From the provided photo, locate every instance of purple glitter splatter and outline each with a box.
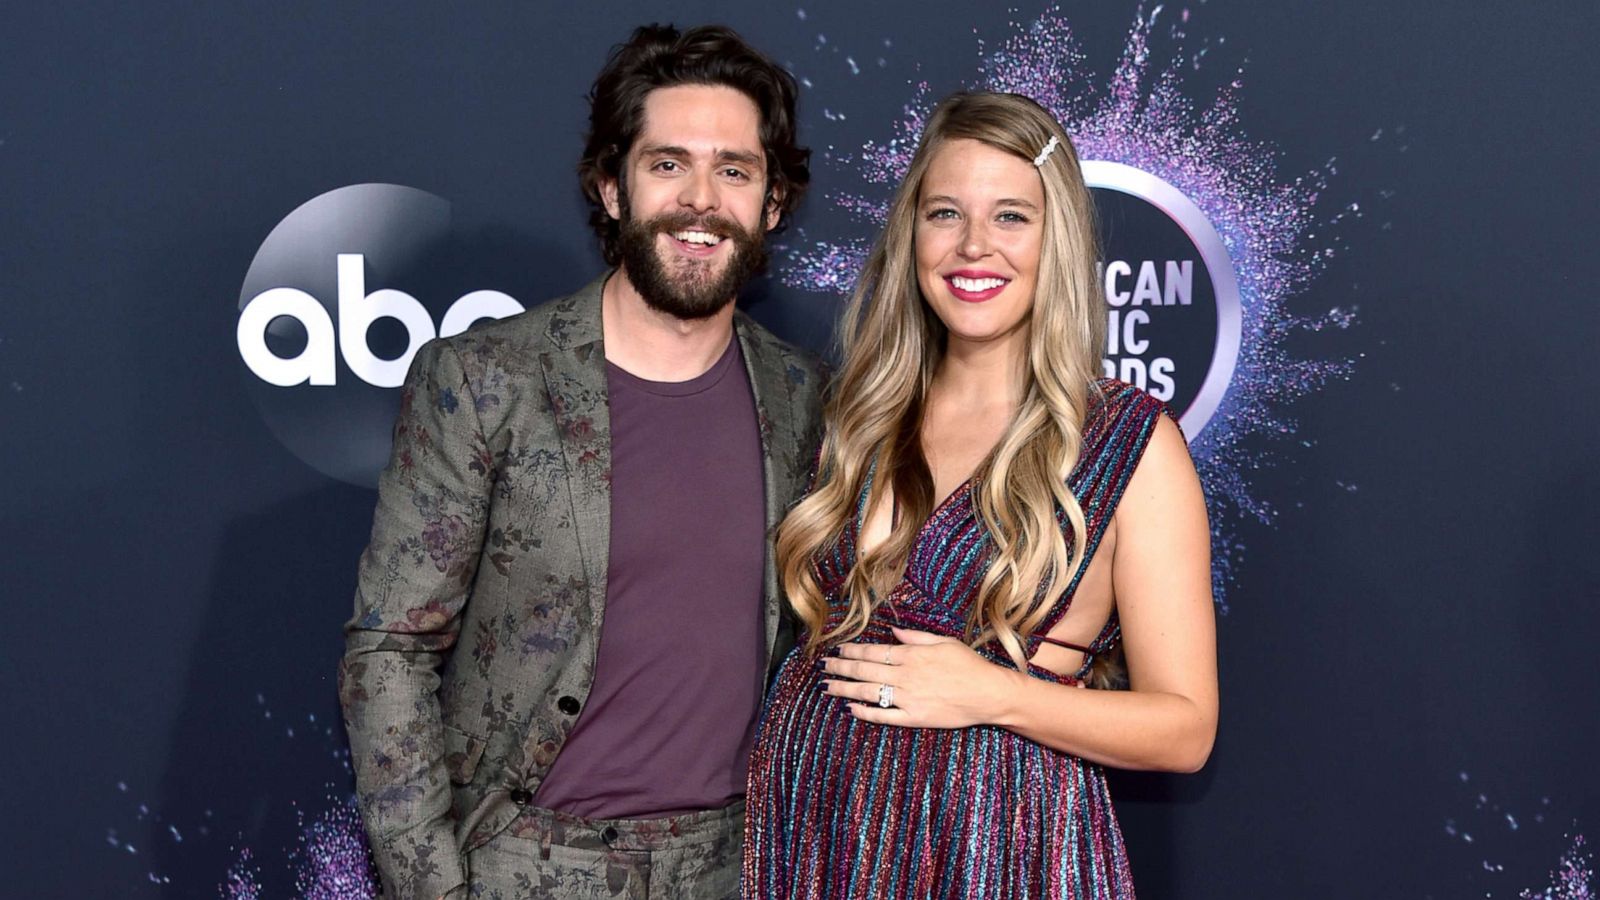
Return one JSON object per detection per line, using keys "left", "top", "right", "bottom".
{"left": 1522, "top": 835, "right": 1594, "bottom": 900}
{"left": 783, "top": 5, "right": 1366, "bottom": 607}
{"left": 779, "top": 236, "right": 871, "bottom": 296}
{"left": 289, "top": 796, "right": 380, "bottom": 900}
{"left": 1449, "top": 771, "right": 1592, "bottom": 898}
{"left": 220, "top": 849, "right": 263, "bottom": 900}
{"left": 212, "top": 791, "right": 378, "bottom": 899}
{"left": 107, "top": 692, "right": 379, "bottom": 897}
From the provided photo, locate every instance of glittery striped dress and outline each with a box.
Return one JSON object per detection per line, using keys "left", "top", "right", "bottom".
{"left": 745, "top": 380, "right": 1170, "bottom": 900}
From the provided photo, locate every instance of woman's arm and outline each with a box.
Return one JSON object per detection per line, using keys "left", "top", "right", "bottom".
{"left": 822, "top": 415, "right": 1218, "bottom": 773}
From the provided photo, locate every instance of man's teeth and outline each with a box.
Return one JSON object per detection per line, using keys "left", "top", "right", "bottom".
{"left": 672, "top": 230, "right": 724, "bottom": 247}
{"left": 950, "top": 276, "right": 1007, "bottom": 292}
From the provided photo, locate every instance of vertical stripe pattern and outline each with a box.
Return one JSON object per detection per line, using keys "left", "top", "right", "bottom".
{"left": 745, "top": 380, "right": 1171, "bottom": 899}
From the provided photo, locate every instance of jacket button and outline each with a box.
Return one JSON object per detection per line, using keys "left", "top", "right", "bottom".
{"left": 557, "top": 696, "right": 581, "bottom": 716}
{"left": 601, "top": 825, "right": 620, "bottom": 844}
{"left": 508, "top": 788, "right": 533, "bottom": 805}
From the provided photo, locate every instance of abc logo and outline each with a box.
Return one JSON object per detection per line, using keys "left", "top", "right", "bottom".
{"left": 238, "top": 254, "right": 520, "bottom": 388}
{"left": 235, "top": 184, "right": 525, "bottom": 487}
{"left": 1084, "top": 161, "right": 1241, "bottom": 438}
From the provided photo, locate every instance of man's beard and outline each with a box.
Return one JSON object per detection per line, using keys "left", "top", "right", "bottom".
{"left": 616, "top": 194, "right": 769, "bottom": 321}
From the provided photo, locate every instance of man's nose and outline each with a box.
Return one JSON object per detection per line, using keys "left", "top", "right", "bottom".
{"left": 677, "top": 168, "right": 719, "bottom": 214}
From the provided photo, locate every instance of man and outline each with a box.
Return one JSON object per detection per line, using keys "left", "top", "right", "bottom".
{"left": 338, "top": 24, "right": 825, "bottom": 899}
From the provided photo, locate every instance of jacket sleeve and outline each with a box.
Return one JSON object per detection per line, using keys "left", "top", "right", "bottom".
{"left": 338, "top": 339, "right": 493, "bottom": 899}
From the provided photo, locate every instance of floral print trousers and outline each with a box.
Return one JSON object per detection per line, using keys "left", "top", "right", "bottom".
{"left": 465, "top": 800, "right": 743, "bottom": 900}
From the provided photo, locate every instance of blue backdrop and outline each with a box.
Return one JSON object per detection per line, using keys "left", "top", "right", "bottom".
{"left": 3, "top": 1, "right": 1596, "bottom": 896}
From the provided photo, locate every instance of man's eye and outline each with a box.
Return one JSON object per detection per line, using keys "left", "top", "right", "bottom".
{"left": 654, "top": 161, "right": 680, "bottom": 172}
{"left": 723, "top": 168, "right": 750, "bottom": 180}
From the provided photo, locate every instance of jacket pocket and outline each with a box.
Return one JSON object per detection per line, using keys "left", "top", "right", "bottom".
{"left": 442, "top": 723, "right": 487, "bottom": 785}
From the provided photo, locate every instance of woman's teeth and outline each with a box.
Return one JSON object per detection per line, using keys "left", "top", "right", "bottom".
{"left": 950, "top": 276, "right": 1006, "bottom": 291}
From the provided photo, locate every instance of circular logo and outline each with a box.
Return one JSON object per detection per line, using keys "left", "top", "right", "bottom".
{"left": 1083, "top": 161, "right": 1241, "bottom": 437}
{"left": 236, "top": 183, "right": 525, "bottom": 488}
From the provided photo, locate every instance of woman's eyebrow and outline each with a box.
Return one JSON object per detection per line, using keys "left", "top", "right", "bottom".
{"left": 920, "top": 194, "right": 1040, "bottom": 212}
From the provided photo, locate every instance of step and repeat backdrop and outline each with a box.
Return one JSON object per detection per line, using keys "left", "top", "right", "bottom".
{"left": 3, "top": 1, "right": 1596, "bottom": 896}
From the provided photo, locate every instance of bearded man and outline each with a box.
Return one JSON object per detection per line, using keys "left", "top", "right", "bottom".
{"left": 338, "top": 24, "right": 824, "bottom": 899}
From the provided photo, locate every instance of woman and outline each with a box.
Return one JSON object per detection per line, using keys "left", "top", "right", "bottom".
{"left": 744, "top": 92, "right": 1218, "bottom": 899}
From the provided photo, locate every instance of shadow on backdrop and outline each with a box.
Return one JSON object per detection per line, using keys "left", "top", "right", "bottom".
{"left": 1111, "top": 751, "right": 1219, "bottom": 897}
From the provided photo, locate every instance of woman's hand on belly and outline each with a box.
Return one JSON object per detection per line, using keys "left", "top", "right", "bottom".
{"left": 819, "top": 626, "right": 1038, "bottom": 729}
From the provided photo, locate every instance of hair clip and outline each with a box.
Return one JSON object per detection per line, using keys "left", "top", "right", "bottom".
{"left": 1033, "top": 135, "right": 1060, "bottom": 168}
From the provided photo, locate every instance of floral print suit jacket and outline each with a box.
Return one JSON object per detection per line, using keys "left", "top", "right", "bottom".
{"left": 337, "top": 274, "right": 827, "bottom": 899}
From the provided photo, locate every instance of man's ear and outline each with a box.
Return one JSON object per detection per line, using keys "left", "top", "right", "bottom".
{"left": 765, "top": 187, "right": 784, "bottom": 232}
{"left": 601, "top": 173, "right": 622, "bottom": 221}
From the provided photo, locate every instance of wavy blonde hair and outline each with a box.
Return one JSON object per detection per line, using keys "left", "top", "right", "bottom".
{"left": 775, "top": 92, "right": 1107, "bottom": 671}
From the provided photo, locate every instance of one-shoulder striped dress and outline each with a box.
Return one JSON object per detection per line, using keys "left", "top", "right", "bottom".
{"left": 744, "top": 380, "right": 1171, "bottom": 900}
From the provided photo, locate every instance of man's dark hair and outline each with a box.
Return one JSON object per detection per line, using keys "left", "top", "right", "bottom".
{"left": 579, "top": 24, "right": 811, "bottom": 265}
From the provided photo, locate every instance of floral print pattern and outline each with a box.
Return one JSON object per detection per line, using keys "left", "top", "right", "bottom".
{"left": 338, "top": 275, "right": 825, "bottom": 899}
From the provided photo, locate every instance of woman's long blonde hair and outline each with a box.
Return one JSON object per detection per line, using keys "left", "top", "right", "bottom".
{"left": 775, "top": 92, "right": 1107, "bottom": 670}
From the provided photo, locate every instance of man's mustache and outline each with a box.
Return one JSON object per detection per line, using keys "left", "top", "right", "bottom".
{"left": 646, "top": 211, "right": 747, "bottom": 239}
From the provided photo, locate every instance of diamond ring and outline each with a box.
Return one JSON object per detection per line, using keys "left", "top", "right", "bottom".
{"left": 877, "top": 684, "right": 895, "bottom": 709}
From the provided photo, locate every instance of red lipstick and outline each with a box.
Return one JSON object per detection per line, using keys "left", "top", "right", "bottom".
{"left": 943, "top": 269, "right": 1011, "bottom": 303}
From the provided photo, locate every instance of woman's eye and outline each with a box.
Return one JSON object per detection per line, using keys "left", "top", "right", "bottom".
{"left": 926, "top": 208, "right": 958, "bottom": 221}
{"left": 998, "top": 211, "right": 1030, "bottom": 224}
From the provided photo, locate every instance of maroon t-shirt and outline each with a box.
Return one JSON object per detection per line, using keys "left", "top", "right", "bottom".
{"left": 533, "top": 337, "right": 767, "bottom": 818}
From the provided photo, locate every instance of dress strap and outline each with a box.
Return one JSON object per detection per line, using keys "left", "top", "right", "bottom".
{"left": 1030, "top": 381, "right": 1175, "bottom": 640}
{"left": 1033, "top": 632, "right": 1093, "bottom": 654}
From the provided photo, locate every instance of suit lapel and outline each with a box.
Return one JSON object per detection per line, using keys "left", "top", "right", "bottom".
{"left": 538, "top": 277, "right": 613, "bottom": 628}
{"left": 735, "top": 314, "right": 800, "bottom": 672}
